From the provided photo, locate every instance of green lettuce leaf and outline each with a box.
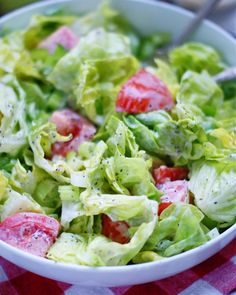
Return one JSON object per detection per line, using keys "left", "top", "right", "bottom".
{"left": 30, "top": 46, "right": 67, "bottom": 77}
{"left": 174, "top": 96, "right": 236, "bottom": 162}
{"left": 14, "top": 51, "right": 42, "bottom": 80}
{"left": 208, "top": 128, "right": 236, "bottom": 150}
{"left": 71, "top": 140, "right": 109, "bottom": 192}
{"left": 105, "top": 116, "right": 139, "bottom": 157}
{"left": 68, "top": 215, "right": 96, "bottom": 235}
{"left": 214, "top": 97, "right": 236, "bottom": 133}
{"left": 0, "top": 75, "right": 28, "bottom": 155}
{"left": 59, "top": 185, "right": 82, "bottom": 229}
{"left": 0, "top": 32, "right": 24, "bottom": 75}
{"left": 103, "top": 153, "right": 160, "bottom": 200}
{"left": 24, "top": 14, "right": 75, "bottom": 49}
{"left": 9, "top": 160, "right": 35, "bottom": 194}
{"left": 0, "top": 172, "right": 8, "bottom": 202}
{"left": 0, "top": 155, "right": 17, "bottom": 174}
{"left": 20, "top": 80, "right": 66, "bottom": 116}
{"left": 132, "top": 251, "right": 165, "bottom": 263}
{"left": 0, "top": 188, "right": 42, "bottom": 221}
{"left": 49, "top": 29, "right": 139, "bottom": 124}
{"left": 8, "top": 160, "right": 61, "bottom": 213}
{"left": 170, "top": 42, "right": 225, "bottom": 79}
{"left": 49, "top": 28, "right": 138, "bottom": 91}
{"left": 147, "top": 59, "right": 179, "bottom": 98}
{"left": 144, "top": 203, "right": 216, "bottom": 256}
{"left": 220, "top": 80, "right": 236, "bottom": 100}
{"left": 177, "top": 71, "right": 223, "bottom": 116}
{"left": 138, "top": 32, "right": 170, "bottom": 61}
{"left": 72, "top": 117, "right": 160, "bottom": 199}
{"left": 47, "top": 192, "right": 158, "bottom": 266}
{"left": 124, "top": 111, "right": 198, "bottom": 165}
{"left": 189, "top": 160, "right": 236, "bottom": 225}
{"left": 29, "top": 123, "right": 73, "bottom": 183}
{"left": 71, "top": 0, "right": 141, "bottom": 55}
{"left": 0, "top": 31, "right": 45, "bottom": 82}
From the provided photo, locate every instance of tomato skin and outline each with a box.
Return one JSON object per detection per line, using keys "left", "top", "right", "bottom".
{"left": 116, "top": 69, "right": 174, "bottom": 114}
{"left": 50, "top": 109, "right": 96, "bottom": 157}
{"left": 158, "top": 202, "right": 172, "bottom": 216}
{"left": 153, "top": 166, "right": 189, "bottom": 185}
{"left": 38, "top": 26, "right": 79, "bottom": 54}
{"left": 0, "top": 212, "right": 60, "bottom": 257}
{"left": 101, "top": 214, "right": 130, "bottom": 244}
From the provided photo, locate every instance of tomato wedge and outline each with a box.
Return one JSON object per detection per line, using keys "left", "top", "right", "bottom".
{"left": 101, "top": 214, "right": 130, "bottom": 244}
{"left": 38, "top": 26, "right": 79, "bottom": 54}
{"left": 0, "top": 212, "right": 60, "bottom": 257}
{"left": 116, "top": 69, "right": 174, "bottom": 114}
{"left": 158, "top": 180, "right": 189, "bottom": 203}
{"left": 158, "top": 202, "right": 172, "bottom": 216}
{"left": 50, "top": 109, "right": 96, "bottom": 157}
{"left": 153, "top": 166, "right": 189, "bottom": 185}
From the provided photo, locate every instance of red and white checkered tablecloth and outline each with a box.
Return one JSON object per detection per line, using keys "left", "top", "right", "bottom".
{"left": 0, "top": 238, "right": 235, "bottom": 295}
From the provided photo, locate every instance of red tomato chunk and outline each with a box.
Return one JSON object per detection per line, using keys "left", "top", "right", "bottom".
{"left": 101, "top": 214, "right": 130, "bottom": 244}
{"left": 153, "top": 165, "right": 189, "bottom": 185}
{"left": 38, "top": 26, "right": 79, "bottom": 54}
{"left": 0, "top": 212, "right": 60, "bottom": 257}
{"left": 116, "top": 69, "right": 174, "bottom": 114}
{"left": 50, "top": 109, "right": 96, "bottom": 157}
{"left": 158, "top": 202, "right": 172, "bottom": 216}
{"left": 158, "top": 180, "right": 189, "bottom": 203}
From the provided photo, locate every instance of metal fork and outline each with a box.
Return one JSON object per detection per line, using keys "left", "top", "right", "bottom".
{"left": 157, "top": 0, "right": 223, "bottom": 57}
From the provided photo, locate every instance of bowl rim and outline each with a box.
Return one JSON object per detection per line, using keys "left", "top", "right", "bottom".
{"left": 0, "top": 223, "right": 235, "bottom": 272}
{"left": 0, "top": 0, "right": 235, "bottom": 273}
{"left": 0, "top": 0, "right": 236, "bottom": 48}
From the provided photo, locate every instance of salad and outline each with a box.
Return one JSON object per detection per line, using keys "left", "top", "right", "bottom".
{"left": 0, "top": 2, "right": 235, "bottom": 267}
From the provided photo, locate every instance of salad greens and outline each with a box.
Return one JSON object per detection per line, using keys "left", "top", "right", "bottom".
{"left": 169, "top": 42, "right": 225, "bottom": 79}
{"left": 143, "top": 203, "right": 212, "bottom": 257}
{"left": 189, "top": 160, "right": 236, "bottom": 226}
{"left": 49, "top": 28, "right": 139, "bottom": 124}
{"left": 0, "top": 1, "right": 235, "bottom": 267}
{"left": 48, "top": 191, "right": 158, "bottom": 266}
{"left": 0, "top": 75, "right": 28, "bottom": 155}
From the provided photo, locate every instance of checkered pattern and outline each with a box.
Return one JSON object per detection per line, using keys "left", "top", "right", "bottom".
{"left": 0, "top": 238, "right": 235, "bottom": 295}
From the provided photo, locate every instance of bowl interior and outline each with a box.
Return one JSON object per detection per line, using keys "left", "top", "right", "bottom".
{"left": 0, "top": 0, "right": 235, "bottom": 287}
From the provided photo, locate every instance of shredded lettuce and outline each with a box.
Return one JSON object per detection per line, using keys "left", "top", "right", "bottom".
{"left": 59, "top": 185, "right": 82, "bottom": 229}
{"left": 0, "top": 75, "right": 28, "bottom": 155}
{"left": 124, "top": 111, "right": 198, "bottom": 165}
{"left": 0, "top": 3, "right": 235, "bottom": 266}
{"left": 0, "top": 32, "right": 24, "bottom": 75}
{"left": 177, "top": 71, "right": 223, "bottom": 117}
{"left": 150, "top": 59, "right": 179, "bottom": 98}
{"left": 49, "top": 29, "right": 139, "bottom": 124}
{"left": 169, "top": 42, "right": 225, "bottom": 79}
{"left": 144, "top": 203, "right": 217, "bottom": 256}
{"left": 47, "top": 191, "right": 158, "bottom": 266}
{"left": 0, "top": 188, "right": 42, "bottom": 222}
{"left": 29, "top": 123, "right": 73, "bottom": 183}
{"left": 0, "top": 172, "right": 8, "bottom": 202}
{"left": 24, "top": 14, "right": 75, "bottom": 49}
{"left": 189, "top": 160, "right": 236, "bottom": 226}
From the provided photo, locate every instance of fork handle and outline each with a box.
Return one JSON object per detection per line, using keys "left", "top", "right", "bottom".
{"left": 213, "top": 67, "right": 236, "bottom": 83}
{"left": 172, "top": 0, "right": 222, "bottom": 47}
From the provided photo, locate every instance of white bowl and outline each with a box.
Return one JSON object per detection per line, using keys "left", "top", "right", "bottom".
{"left": 0, "top": 0, "right": 236, "bottom": 287}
